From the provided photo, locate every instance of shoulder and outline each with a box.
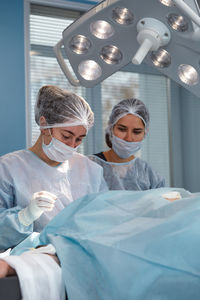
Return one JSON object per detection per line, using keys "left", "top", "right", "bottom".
{"left": 87, "top": 154, "right": 106, "bottom": 167}
{"left": 134, "top": 157, "right": 162, "bottom": 176}
{"left": 70, "top": 152, "right": 104, "bottom": 172}
{"left": 135, "top": 158, "right": 165, "bottom": 186}
{"left": 134, "top": 157, "right": 150, "bottom": 169}
{"left": 0, "top": 150, "right": 29, "bottom": 165}
{"left": 0, "top": 150, "right": 30, "bottom": 182}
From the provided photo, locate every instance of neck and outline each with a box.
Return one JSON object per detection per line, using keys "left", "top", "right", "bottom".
{"left": 103, "top": 149, "right": 135, "bottom": 163}
{"left": 29, "top": 135, "right": 60, "bottom": 167}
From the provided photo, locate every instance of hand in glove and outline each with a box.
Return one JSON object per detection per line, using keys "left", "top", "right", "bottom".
{"left": 18, "top": 191, "right": 57, "bottom": 226}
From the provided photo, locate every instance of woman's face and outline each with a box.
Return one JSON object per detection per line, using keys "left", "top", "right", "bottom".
{"left": 45, "top": 125, "right": 87, "bottom": 148}
{"left": 113, "top": 114, "right": 145, "bottom": 142}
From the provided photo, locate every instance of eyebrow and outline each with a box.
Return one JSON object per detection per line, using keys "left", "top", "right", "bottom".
{"left": 117, "top": 124, "right": 144, "bottom": 130}
{"left": 62, "top": 129, "right": 86, "bottom": 137}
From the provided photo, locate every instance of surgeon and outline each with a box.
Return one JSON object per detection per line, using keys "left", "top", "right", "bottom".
{"left": 0, "top": 85, "right": 107, "bottom": 250}
{"left": 89, "top": 98, "right": 165, "bottom": 190}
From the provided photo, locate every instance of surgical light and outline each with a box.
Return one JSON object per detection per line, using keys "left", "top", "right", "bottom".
{"left": 78, "top": 60, "right": 102, "bottom": 81}
{"left": 69, "top": 35, "right": 91, "bottom": 54}
{"left": 167, "top": 13, "right": 188, "bottom": 31}
{"left": 90, "top": 20, "right": 114, "bottom": 39}
{"left": 112, "top": 7, "right": 134, "bottom": 25}
{"left": 151, "top": 49, "right": 171, "bottom": 68}
{"left": 159, "top": 0, "right": 175, "bottom": 7}
{"left": 54, "top": 0, "right": 200, "bottom": 98}
{"left": 178, "top": 64, "right": 199, "bottom": 85}
{"left": 100, "top": 45, "right": 122, "bottom": 64}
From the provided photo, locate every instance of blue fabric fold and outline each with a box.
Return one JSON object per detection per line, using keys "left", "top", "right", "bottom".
{"left": 12, "top": 188, "right": 200, "bottom": 300}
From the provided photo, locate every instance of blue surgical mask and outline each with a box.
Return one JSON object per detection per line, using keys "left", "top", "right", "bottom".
{"left": 111, "top": 134, "right": 142, "bottom": 159}
{"left": 42, "top": 137, "right": 78, "bottom": 162}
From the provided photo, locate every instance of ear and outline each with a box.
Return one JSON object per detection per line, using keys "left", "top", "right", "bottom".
{"left": 40, "top": 116, "right": 51, "bottom": 136}
{"left": 39, "top": 116, "right": 47, "bottom": 127}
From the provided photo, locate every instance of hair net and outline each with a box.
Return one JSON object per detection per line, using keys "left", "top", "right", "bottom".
{"left": 105, "top": 98, "right": 150, "bottom": 148}
{"left": 35, "top": 85, "right": 94, "bottom": 131}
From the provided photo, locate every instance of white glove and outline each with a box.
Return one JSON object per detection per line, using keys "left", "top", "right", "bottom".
{"left": 18, "top": 191, "right": 57, "bottom": 226}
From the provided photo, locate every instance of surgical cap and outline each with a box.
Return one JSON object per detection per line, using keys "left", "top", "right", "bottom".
{"left": 107, "top": 98, "right": 150, "bottom": 131}
{"left": 105, "top": 98, "right": 150, "bottom": 148}
{"left": 35, "top": 85, "right": 94, "bottom": 131}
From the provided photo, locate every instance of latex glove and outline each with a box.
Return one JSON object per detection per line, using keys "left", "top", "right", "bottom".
{"left": 18, "top": 191, "right": 57, "bottom": 226}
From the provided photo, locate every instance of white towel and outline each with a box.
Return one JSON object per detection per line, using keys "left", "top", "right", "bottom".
{"left": 3, "top": 244, "right": 65, "bottom": 300}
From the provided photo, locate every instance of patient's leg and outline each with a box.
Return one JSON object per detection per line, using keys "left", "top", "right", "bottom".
{"left": 0, "top": 259, "right": 15, "bottom": 278}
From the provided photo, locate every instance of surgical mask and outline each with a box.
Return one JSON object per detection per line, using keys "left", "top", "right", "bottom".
{"left": 111, "top": 134, "right": 142, "bottom": 159}
{"left": 42, "top": 137, "right": 78, "bottom": 162}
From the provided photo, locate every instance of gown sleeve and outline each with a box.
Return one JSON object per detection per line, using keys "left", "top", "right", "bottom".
{"left": 0, "top": 165, "right": 33, "bottom": 251}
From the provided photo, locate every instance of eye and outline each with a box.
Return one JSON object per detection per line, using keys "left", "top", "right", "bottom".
{"left": 62, "top": 134, "right": 71, "bottom": 140}
{"left": 133, "top": 129, "right": 144, "bottom": 134}
{"left": 117, "top": 127, "right": 127, "bottom": 132}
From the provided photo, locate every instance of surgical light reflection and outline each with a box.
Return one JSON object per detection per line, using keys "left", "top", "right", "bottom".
{"left": 159, "top": 0, "right": 174, "bottom": 7}
{"left": 78, "top": 60, "right": 102, "bottom": 80}
{"left": 178, "top": 64, "right": 199, "bottom": 86}
{"left": 151, "top": 49, "right": 171, "bottom": 68}
{"left": 100, "top": 45, "right": 122, "bottom": 64}
{"left": 69, "top": 35, "right": 91, "bottom": 54}
{"left": 90, "top": 20, "right": 114, "bottom": 39}
{"left": 167, "top": 14, "right": 188, "bottom": 31}
{"left": 112, "top": 7, "right": 134, "bottom": 25}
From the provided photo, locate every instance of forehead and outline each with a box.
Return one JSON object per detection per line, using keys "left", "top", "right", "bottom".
{"left": 54, "top": 125, "right": 87, "bottom": 136}
{"left": 116, "top": 114, "right": 145, "bottom": 128}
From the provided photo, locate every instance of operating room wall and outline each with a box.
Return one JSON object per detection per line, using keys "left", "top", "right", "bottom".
{"left": 0, "top": 0, "right": 26, "bottom": 156}
{"left": 180, "top": 88, "right": 200, "bottom": 193}
{"left": 169, "top": 84, "right": 200, "bottom": 193}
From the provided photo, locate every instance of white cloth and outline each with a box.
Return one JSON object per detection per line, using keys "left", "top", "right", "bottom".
{"left": 3, "top": 244, "right": 65, "bottom": 300}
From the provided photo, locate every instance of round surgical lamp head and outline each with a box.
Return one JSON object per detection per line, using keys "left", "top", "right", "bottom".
{"left": 159, "top": 0, "right": 174, "bottom": 7}
{"left": 100, "top": 45, "right": 122, "bottom": 64}
{"left": 178, "top": 64, "right": 199, "bottom": 86}
{"left": 112, "top": 7, "right": 134, "bottom": 25}
{"left": 167, "top": 14, "right": 188, "bottom": 31}
{"left": 151, "top": 49, "right": 171, "bottom": 68}
{"left": 90, "top": 20, "right": 114, "bottom": 39}
{"left": 69, "top": 35, "right": 91, "bottom": 54}
{"left": 78, "top": 60, "right": 102, "bottom": 81}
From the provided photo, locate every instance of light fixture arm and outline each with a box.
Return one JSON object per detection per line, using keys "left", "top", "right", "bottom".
{"left": 132, "top": 18, "right": 171, "bottom": 65}
{"left": 54, "top": 39, "right": 80, "bottom": 87}
{"left": 173, "top": 0, "right": 200, "bottom": 27}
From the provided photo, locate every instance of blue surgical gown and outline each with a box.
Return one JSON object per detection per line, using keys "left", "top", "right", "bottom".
{"left": 89, "top": 154, "right": 165, "bottom": 190}
{"left": 12, "top": 187, "right": 200, "bottom": 300}
{"left": 0, "top": 150, "right": 107, "bottom": 250}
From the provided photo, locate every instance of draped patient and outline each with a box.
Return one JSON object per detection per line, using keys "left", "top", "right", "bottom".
{"left": 0, "top": 187, "right": 199, "bottom": 300}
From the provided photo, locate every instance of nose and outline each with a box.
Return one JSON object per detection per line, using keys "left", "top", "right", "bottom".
{"left": 124, "top": 131, "right": 133, "bottom": 142}
{"left": 65, "top": 138, "right": 77, "bottom": 148}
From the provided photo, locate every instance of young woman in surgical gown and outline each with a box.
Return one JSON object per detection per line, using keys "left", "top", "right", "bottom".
{"left": 0, "top": 85, "right": 107, "bottom": 251}
{"left": 89, "top": 98, "right": 165, "bottom": 190}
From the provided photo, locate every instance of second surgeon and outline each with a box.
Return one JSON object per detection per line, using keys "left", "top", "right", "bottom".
{"left": 89, "top": 98, "right": 165, "bottom": 190}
